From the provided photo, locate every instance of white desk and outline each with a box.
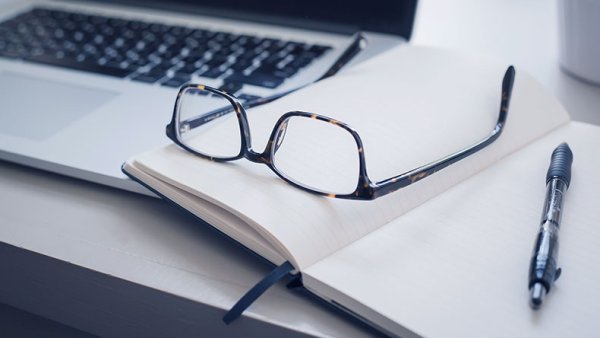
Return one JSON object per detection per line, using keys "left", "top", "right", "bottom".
{"left": 1, "top": 1, "right": 599, "bottom": 337}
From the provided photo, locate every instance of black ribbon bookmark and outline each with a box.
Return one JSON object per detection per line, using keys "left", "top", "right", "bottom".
{"left": 223, "top": 261, "right": 295, "bottom": 324}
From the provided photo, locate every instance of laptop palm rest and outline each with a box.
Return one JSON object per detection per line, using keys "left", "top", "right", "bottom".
{"left": 0, "top": 72, "right": 117, "bottom": 140}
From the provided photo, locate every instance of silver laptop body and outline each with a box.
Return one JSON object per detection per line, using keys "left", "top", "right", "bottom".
{"left": 0, "top": 0, "right": 417, "bottom": 195}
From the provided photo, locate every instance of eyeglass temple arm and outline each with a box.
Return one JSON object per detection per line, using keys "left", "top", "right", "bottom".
{"left": 317, "top": 32, "right": 367, "bottom": 82}
{"left": 178, "top": 33, "right": 368, "bottom": 130}
{"left": 371, "top": 66, "right": 515, "bottom": 199}
{"left": 178, "top": 104, "right": 238, "bottom": 130}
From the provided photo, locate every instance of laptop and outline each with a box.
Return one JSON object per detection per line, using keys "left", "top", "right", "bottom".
{"left": 0, "top": 0, "right": 417, "bottom": 195}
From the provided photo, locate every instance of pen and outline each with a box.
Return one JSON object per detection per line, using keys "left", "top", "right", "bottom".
{"left": 528, "top": 142, "right": 573, "bottom": 309}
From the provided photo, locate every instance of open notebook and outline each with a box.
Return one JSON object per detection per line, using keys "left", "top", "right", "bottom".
{"left": 123, "top": 46, "right": 600, "bottom": 337}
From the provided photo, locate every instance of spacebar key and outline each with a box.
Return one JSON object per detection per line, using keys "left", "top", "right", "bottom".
{"left": 224, "top": 73, "right": 284, "bottom": 89}
{"left": 26, "top": 56, "right": 131, "bottom": 78}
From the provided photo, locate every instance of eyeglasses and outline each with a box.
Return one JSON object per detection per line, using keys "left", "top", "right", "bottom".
{"left": 166, "top": 35, "right": 515, "bottom": 200}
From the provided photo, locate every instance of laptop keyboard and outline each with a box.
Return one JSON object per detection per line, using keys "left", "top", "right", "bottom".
{"left": 0, "top": 7, "right": 332, "bottom": 90}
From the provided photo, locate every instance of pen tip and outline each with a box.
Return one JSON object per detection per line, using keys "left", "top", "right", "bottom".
{"left": 530, "top": 283, "right": 546, "bottom": 309}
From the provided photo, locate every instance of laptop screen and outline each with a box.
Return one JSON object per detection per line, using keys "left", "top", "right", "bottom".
{"left": 96, "top": 0, "right": 417, "bottom": 39}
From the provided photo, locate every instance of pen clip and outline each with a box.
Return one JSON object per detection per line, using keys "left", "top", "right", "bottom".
{"left": 554, "top": 267, "right": 562, "bottom": 281}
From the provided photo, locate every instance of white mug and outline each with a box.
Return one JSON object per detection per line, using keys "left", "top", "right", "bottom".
{"left": 558, "top": 0, "right": 600, "bottom": 85}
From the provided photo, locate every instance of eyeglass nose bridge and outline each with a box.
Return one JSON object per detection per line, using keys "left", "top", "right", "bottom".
{"left": 244, "top": 150, "right": 271, "bottom": 165}
{"left": 245, "top": 112, "right": 296, "bottom": 166}
{"left": 273, "top": 120, "right": 289, "bottom": 153}
{"left": 242, "top": 119, "right": 290, "bottom": 166}
{"left": 165, "top": 121, "right": 175, "bottom": 141}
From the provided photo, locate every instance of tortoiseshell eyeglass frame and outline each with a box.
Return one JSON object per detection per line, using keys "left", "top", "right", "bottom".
{"left": 166, "top": 66, "right": 515, "bottom": 200}
{"left": 166, "top": 37, "right": 515, "bottom": 200}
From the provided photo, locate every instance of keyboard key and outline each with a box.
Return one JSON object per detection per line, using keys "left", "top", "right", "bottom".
{"left": 131, "top": 72, "right": 166, "bottom": 83}
{"left": 239, "top": 46, "right": 260, "bottom": 57}
{"left": 26, "top": 54, "right": 131, "bottom": 77}
{"left": 237, "top": 93, "right": 262, "bottom": 102}
{"left": 274, "top": 67, "right": 298, "bottom": 78}
{"left": 254, "top": 64, "right": 297, "bottom": 79}
{"left": 308, "top": 44, "right": 332, "bottom": 56}
{"left": 173, "top": 64, "right": 198, "bottom": 76}
{"left": 0, "top": 43, "right": 22, "bottom": 58}
{"left": 203, "top": 58, "right": 225, "bottom": 69}
{"left": 161, "top": 75, "right": 190, "bottom": 88}
{"left": 146, "top": 63, "right": 172, "bottom": 73}
{"left": 230, "top": 59, "right": 252, "bottom": 72}
{"left": 289, "top": 56, "right": 313, "bottom": 69}
{"left": 225, "top": 72, "right": 284, "bottom": 89}
{"left": 219, "top": 82, "right": 243, "bottom": 95}
{"left": 201, "top": 67, "right": 227, "bottom": 79}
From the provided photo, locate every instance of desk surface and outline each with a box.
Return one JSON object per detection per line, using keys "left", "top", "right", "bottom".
{"left": 1, "top": 1, "right": 599, "bottom": 337}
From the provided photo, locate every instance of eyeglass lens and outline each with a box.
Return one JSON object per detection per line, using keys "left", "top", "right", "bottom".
{"left": 271, "top": 115, "right": 360, "bottom": 195}
{"left": 176, "top": 86, "right": 242, "bottom": 159}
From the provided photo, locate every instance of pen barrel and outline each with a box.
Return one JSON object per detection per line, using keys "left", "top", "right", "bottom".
{"left": 529, "top": 143, "right": 573, "bottom": 298}
{"left": 529, "top": 220, "right": 560, "bottom": 291}
{"left": 541, "top": 179, "right": 568, "bottom": 227}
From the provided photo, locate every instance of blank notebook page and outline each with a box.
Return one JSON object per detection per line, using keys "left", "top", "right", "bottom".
{"left": 304, "top": 122, "right": 600, "bottom": 338}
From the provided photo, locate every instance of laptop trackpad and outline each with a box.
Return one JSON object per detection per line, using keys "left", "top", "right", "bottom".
{"left": 0, "top": 72, "right": 118, "bottom": 140}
